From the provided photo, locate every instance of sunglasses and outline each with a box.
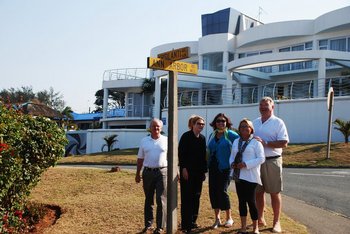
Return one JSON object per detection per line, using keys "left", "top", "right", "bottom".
{"left": 196, "top": 122, "right": 205, "bottom": 126}
{"left": 216, "top": 119, "right": 226, "bottom": 123}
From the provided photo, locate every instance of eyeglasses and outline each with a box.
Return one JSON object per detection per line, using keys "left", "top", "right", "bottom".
{"left": 216, "top": 119, "right": 226, "bottom": 123}
{"left": 240, "top": 125, "right": 250, "bottom": 128}
{"left": 196, "top": 122, "right": 205, "bottom": 126}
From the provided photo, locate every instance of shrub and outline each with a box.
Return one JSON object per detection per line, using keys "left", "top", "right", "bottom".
{"left": 0, "top": 103, "right": 68, "bottom": 232}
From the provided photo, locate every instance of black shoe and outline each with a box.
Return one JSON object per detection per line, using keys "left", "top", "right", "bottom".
{"left": 153, "top": 228, "right": 163, "bottom": 234}
{"left": 142, "top": 226, "right": 152, "bottom": 233}
{"left": 191, "top": 223, "right": 200, "bottom": 229}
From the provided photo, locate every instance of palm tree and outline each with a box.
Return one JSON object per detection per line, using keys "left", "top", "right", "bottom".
{"left": 101, "top": 134, "right": 118, "bottom": 152}
{"left": 334, "top": 118, "right": 350, "bottom": 143}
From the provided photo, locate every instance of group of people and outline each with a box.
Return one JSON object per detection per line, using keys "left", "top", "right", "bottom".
{"left": 135, "top": 97, "right": 289, "bottom": 234}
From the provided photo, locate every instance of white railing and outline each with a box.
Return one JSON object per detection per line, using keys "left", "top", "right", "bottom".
{"left": 163, "top": 76, "right": 350, "bottom": 107}
{"left": 103, "top": 68, "right": 152, "bottom": 81}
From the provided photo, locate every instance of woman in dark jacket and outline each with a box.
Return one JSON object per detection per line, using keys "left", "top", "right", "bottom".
{"left": 178, "top": 115, "right": 207, "bottom": 233}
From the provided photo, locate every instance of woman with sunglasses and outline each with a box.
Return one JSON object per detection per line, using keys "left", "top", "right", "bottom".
{"left": 207, "top": 113, "right": 239, "bottom": 229}
{"left": 178, "top": 115, "right": 207, "bottom": 233}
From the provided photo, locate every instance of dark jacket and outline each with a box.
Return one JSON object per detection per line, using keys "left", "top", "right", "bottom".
{"left": 178, "top": 130, "right": 207, "bottom": 174}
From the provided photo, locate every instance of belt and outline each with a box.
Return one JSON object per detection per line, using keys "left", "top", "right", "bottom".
{"left": 144, "top": 167, "right": 167, "bottom": 171}
{"left": 266, "top": 155, "right": 281, "bottom": 160}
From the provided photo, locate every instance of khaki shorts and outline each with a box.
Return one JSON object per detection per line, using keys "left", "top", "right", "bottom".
{"left": 256, "top": 157, "right": 283, "bottom": 193}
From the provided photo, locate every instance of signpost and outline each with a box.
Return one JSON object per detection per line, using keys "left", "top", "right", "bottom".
{"left": 147, "top": 47, "right": 197, "bottom": 233}
{"left": 326, "top": 87, "right": 334, "bottom": 159}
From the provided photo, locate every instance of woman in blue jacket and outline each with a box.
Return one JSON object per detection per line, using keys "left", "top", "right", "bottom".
{"left": 207, "top": 113, "right": 239, "bottom": 228}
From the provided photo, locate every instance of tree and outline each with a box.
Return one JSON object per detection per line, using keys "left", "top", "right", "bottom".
{"left": 94, "top": 89, "right": 125, "bottom": 112}
{"left": 141, "top": 77, "right": 167, "bottom": 108}
{"left": 61, "top": 106, "right": 74, "bottom": 120}
{"left": 37, "top": 87, "right": 65, "bottom": 111}
{"left": 334, "top": 118, "right": 350, "bottom": 143}
{"left": 0, "top": 86, "right": 35, "bottom": 104}
{"left": 101, "top": 134, "right": 118, "bottom": 152}
{"left": 0, "top": 86, "right": 65, "bottom": 111}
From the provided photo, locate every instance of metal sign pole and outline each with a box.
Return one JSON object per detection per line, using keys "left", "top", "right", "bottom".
{"left": 166, "top": 71, "right": 178, "bottom": 233}
{"left": 326, "top": 87, "right": 334, "bottom": 159}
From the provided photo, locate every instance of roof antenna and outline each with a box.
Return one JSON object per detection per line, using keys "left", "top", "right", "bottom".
{"left": 257, "top": 6, "right": 267, "bottom": 22}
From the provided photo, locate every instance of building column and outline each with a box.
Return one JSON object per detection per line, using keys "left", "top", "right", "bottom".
{"left": 223, "top": 51, "right": 229, "bottom": 72}
{"left": 223, "top": 71, "right": 233, "bottom": 104}
{"left": 102, "top": 88, "right": 109, "bottom": 129}
{"left": 154, "top": 76, "right": 161, "bottom": 118}
{"left": 317, "top": 57, "right": 326, "bottom": 97}
{"left": 199, "top": 55, "right": 203, "bottom": 70}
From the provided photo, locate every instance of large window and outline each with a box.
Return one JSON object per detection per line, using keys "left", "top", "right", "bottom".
{"left": 202, "top": 52, "right": 223, "bottom": 72}
{"left": 330, "top": 38, "right": 346, "bottom": 51}
{"left": 201, "top": 8, "right": 230, "bottom": 36}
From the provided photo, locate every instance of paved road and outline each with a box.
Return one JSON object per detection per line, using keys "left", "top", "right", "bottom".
{"left": 283, "top": 168, "right": 350, "bottom": 218}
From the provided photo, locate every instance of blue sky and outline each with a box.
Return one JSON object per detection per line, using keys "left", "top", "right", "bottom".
{"left": 1, "top": 0, "right": 349, "bottom": 112}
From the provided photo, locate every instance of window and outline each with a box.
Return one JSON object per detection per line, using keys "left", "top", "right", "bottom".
{"left": 319, "top": 40, "right": 328, "bottom": 50}
{"left": 238, "top": 53, "right": 245, "bottom": 58}
{"left": 202, "top": 52, "right": 223, "bottom": 72}
{"left": 305, "top": 41, "right": 313, "bottom": 50}
{"left": 228, "top": 53, "right": 234, "bottom": 62}
{"left": 201, "top": 8, "right": 230, "bottom": 36}
{"left": 330, "top": 38, "right": 346, "bottom": 51}
{"left": 279, "top": 47, "right": 291, "bottom": 52}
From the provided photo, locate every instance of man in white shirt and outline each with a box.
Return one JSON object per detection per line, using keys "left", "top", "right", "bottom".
{"left": 135, "top": 118, "right": 168, "bottom": 234}
{"left": 253, "top": 97, "right": 289, "bottom": 233}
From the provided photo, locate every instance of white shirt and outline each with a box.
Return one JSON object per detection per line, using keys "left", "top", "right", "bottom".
{"left": 137, "top": 135, "right": 168, "bottom": 168}
{"left": 253, "top": 115, "right": 289, "bottom": 157}
{"left": 229, "top": 138, "right": 265, "bottom": 185}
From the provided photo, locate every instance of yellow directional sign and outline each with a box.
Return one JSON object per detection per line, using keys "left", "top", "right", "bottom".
{"left": 157, "top": 47, "right": 190, "bottom": 61}
{"left": 147, "top": 57, "right": 198, "bottom": 75}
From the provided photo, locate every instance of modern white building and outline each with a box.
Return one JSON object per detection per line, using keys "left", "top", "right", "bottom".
{"left": 99, "top": 6, "right": 350, "bottom": 146}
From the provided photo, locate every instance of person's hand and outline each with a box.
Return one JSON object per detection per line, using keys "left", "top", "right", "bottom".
{"left": 202, "top": 173, "right": 206, "bottom": 181}
{"left": 135, "top": 174, "right": 141, "bottom": 183}
{"left": 236, "top": 162, "right": 246, "bottom": 169}
{"left": 182, "top": 168, "right": 189, "bottom": 180}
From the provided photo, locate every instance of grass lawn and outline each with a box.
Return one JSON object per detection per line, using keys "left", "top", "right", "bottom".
{"left": 29, "top": 167, "right": 308, "bottom": 234}
{"left": 34, "top": 143, "right": 348, "bottom": 233}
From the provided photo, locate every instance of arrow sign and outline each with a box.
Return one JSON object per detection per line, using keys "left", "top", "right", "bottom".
{"left": 147, "top": 57, "right": 198, "bottom": 75}
{"left": 157, "top": 47, "right": 190, "bottom": 61}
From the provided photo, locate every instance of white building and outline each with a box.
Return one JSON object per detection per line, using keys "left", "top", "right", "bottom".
{"left": 99, "top": 6, "right": 350, "bottom": 148}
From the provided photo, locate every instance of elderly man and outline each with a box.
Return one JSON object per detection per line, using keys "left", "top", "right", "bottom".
{"left": 135, "top": 118, "right": 168, "bottom": 234}
{"left": 253, "top": 97, "right": 289, "bottom": 233}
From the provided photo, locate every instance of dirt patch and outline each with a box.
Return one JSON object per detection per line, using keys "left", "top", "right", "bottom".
{"left": 30, "top": 205, "right": 61, "bottom": 233}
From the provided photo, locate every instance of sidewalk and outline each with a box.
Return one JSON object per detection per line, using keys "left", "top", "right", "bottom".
{"left": 282, "top": 195, "right": 350, "bottom": 234}
{"left": 228, "top": 178, "right": 350, "bottom": 234}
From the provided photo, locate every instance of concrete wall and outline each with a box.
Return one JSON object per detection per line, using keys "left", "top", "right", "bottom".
{"left": 162, "top": 97, "right": 350, "bottom": 143}
{"left": 86, "top": 129, "right": 148, "bottom": 154}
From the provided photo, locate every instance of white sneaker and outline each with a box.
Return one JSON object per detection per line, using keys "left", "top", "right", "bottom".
{"left": 224, "top": 219, "right": 234, "bottom": 227}
{"left": 272, "top": 221, "right": 282, "bottom": 233}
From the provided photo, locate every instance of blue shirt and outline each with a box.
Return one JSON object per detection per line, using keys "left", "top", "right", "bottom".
{"left": 208, "top": 129, "right": 239, "bottom": 170}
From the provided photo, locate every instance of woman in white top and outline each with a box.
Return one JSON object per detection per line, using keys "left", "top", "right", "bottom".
{"left": 229, "top": 118, "right": 265, "bottom": 234}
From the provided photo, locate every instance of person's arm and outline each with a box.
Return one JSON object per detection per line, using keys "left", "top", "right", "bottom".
{"left": 178, "top": 133, "right": 189, "bottom": 180}
{"left": 135, "top": 158, "right": 144, "bottom": 183}
{"left": 265, "top": 140, "right": 288, "bottom": 148}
